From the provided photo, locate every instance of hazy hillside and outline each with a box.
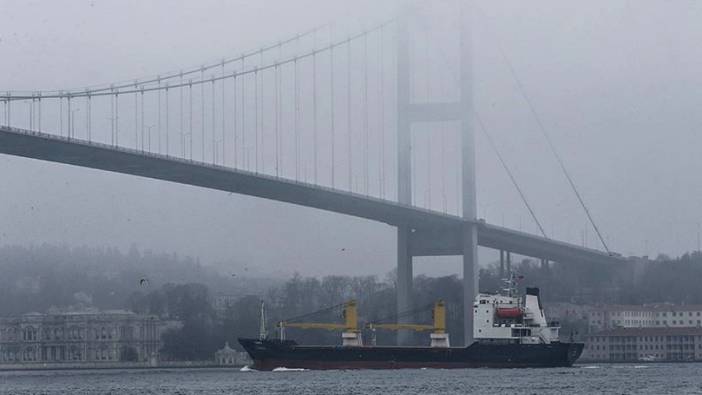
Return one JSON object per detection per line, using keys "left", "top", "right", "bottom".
{"left": 0, "top": 244, "right": 278, "bottom": 316}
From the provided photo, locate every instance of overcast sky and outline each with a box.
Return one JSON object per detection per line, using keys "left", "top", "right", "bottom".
{"left": 1, "top": 0, "right": 701, "bottom": 278}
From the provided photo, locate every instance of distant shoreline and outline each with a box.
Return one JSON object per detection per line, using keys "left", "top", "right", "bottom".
{"left": 0, "top": 361, "right": 245, "bottom": 372}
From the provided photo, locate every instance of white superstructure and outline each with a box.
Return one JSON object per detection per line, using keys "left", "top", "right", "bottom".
{"left": 473, "top": 276, "right": 560, "bottom": 344}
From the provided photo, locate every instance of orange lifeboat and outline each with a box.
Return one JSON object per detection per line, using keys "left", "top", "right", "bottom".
{"left": 496, "top": 307, "right": 522, "bottom": 319}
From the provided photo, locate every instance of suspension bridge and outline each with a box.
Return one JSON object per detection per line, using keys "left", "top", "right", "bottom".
{"left": 0, "top": 3, "right": 622, "bottom": 345}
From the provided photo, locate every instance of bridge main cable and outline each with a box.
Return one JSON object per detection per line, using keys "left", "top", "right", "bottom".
{"left": 2, "top": 19, "right": 395, "bottom": 102}
{"left": 0, "top": 20, "right": 395, "bottom": 104}
{"left": 3, "top": 24, "right": 329, "bottom": 98}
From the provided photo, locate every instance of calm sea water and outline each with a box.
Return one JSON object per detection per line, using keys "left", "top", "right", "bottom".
{"left": 1, "top": 364, "right": 701, "bottom": 394}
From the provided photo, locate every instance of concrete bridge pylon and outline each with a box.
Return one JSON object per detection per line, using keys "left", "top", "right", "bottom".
{"left": 395, "top": 1, "right": 477, "bottom": 346}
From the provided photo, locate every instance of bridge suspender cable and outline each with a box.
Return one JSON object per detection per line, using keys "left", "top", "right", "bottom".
{"left": 28, "top": 98, "right": 33, "bottom": 130}
{"left": 115, "top": 93, "right": 119, "bottom": 145}
{"left": 67, "top": 95, "right": 72, "bottom": 139}
{"left": 330, "top": 29, "right": 336, "bottom": 188}
{"left": 211, "top": 77, "right": 215, "bottom": 164}
{"left": 347, "top": 37, "right": 353, "bottom": 192}
{"left": 239, "top": 60, "right": 245, "bottom": 169}
{"left": 181, "top": 74, "right": 186, "bottom": 158}
{"left": 254, "top": 69, "right": 258, "bottom": 173}
{"left": 277, "top": 44, "right": 283, "bottom": 177}
{"left": 58, "top": 95, "right": 62, "bottom": 136}
{"left": 134, "top": 84, "right": 138, "bottom": 150}
{"left": 468, "top": 5, "right": 610, "bottom": 252}
{"left": 86, "top": 94, "right": 91, "bottom": 142}
{"left": 313, "top": 35, "right": 319, "bottom": 185}
{"left": 222, "top": 64, "right": 227, "bottom": 167}
{"left": 475, "top": 112, "right": 547, "bottom": 238}
{"left": 489, "top": 33, "right": 611, "bottom": 254}
{"left": 379, "top": 25, "right": 386, "bottom": 200}
{"left": 363, "top": 35, "right": 370, "bottom": 196}
{"left": 31, "top": 97, "right": 35, "bottom": 130}
{"left": 65, "top": 95, "right": 69, "bottom": 138}
{"left": 294, "top": 55, "right": 299, "bottom": 181}
{"left": 141, "top": 88, "right": 145, "bottom": 151}
{"left": 260, "top": 51, "right": 265, "bottom": 173}
{"left": 242, "top": 61, "right": 248, "bottom": 170}
{"left": 166, "top": 83, "right": 170, "bottom": 157}
{"left": 235, "top": 69, "right": 239, "bottom": 166}
{"left": 200, "top": 69, "right": 205, "bottom": 162}
{"left": 441, "top": 123, "right": 447, "bottom": 214}
{"left": 157, "top": 80, "right": 161, "bottom": 153}
{"left": 274, "top": 63, "right": 282, "bottom": 177}
{"left": 109, "top": 93, "right": 113, "bottom": 144}
{"left": 261, "top": 55, "right": 266, "bottom": 173}
{"left": 188, "top": 80, "right": 193, "bottom": 160}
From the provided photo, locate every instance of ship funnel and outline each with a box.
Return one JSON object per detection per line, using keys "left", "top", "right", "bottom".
{"left": 525, "top": 287, "right": 542, "bottom": 310}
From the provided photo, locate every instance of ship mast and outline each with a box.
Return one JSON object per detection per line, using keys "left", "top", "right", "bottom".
{"left": 501, "top": 271, "right": 519, "bottom": 298}
{"left": 259, "top": 300, "right": 267, "bottom": 340}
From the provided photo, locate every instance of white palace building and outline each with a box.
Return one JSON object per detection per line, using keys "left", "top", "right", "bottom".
{"left": 0, "top": 310, "right": 161, "bottom": 367}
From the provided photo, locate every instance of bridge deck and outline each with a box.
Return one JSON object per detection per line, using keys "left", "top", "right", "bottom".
{"left": 0, "top": 126, "right": 622, "bottom": 265}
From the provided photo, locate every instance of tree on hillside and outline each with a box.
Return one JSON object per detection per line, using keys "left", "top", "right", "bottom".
{"left": 158, "top": 283, "right": 218, "bottom": 360}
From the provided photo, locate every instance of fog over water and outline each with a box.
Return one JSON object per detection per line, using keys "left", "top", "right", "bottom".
{"left": 1, "top": 0, "right": 701, "bottom": 277}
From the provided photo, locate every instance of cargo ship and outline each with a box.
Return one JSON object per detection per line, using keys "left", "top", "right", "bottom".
{"left": 239, "top": 277, "right": 583, "bottom": 370}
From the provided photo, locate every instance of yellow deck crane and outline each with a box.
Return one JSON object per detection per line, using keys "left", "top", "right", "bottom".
{"left": 366, "top": 300, "right": 451, "bottom": 348}
{"left": 277, "top": 300, "right": 363, "bottom": 346}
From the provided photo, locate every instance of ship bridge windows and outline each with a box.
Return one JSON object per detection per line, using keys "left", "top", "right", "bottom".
{"left": 512, "top": 328, "right": 531, "bottom": 337}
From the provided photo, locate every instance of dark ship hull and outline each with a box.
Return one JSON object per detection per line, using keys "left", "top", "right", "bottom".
{"left": 238, "top": 338, "right": 584, "bottom": 370}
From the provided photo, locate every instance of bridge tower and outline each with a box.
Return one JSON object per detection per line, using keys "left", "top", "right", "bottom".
{"left": 396, "top": 2, "right": 476, "bottom": 346}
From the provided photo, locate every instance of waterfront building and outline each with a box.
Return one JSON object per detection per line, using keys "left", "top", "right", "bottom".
{"left": 214, "top": 342, "right": 250, "bottom": 366}
{"left": 544, "top": 303, "right": 591, "bottom": 322}
{"left": 581, "top": 327, "right": 702, "bottom": 362}
{"left": 587, "top": 304, "right": 702, "bottom": 332}
{"left": 0, "top": 310, "right": 161, "bottom": 365}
